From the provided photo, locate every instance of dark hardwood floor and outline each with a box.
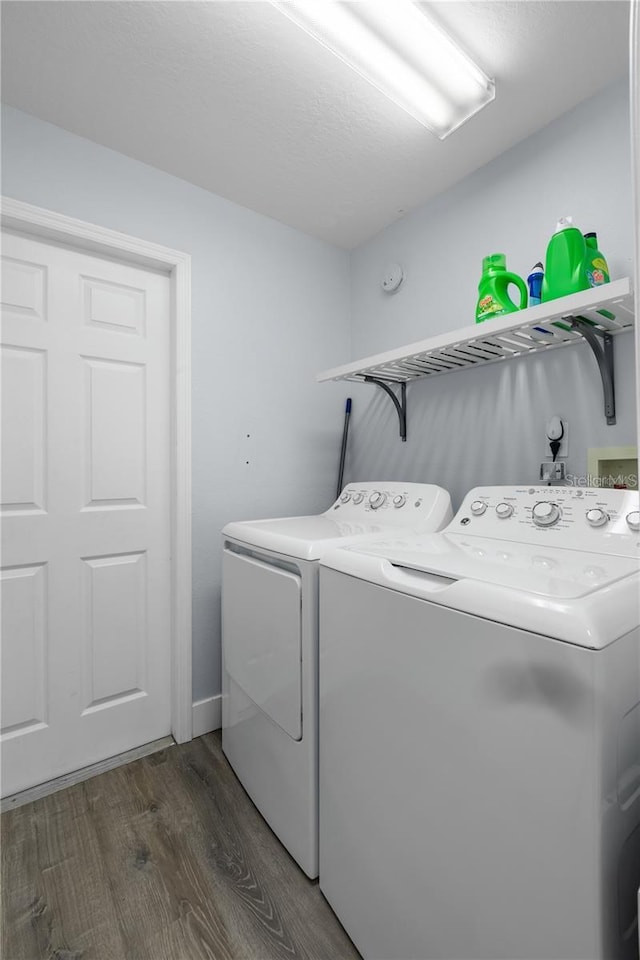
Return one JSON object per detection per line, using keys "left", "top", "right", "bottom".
{"left": 1, "top": 732, "right": 360, "bottom": 960}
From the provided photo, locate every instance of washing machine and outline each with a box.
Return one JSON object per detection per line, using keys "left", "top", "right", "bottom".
{"left": 319, "top": 485, "right": 640, "bottom": 960}
{"left": 221, "top": 481, "right": 452, "bottom": 878}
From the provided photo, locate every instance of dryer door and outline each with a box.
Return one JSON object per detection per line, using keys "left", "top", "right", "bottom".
{"left": 223, "top": 548, "right": 302, "bottom": 740}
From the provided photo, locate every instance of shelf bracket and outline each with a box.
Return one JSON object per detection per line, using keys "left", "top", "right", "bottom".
{"left": 364, "top": 377, "right": 407, "bottom": 441}
{"left": 569, "top": 316, "right": 616, "bottom": 425}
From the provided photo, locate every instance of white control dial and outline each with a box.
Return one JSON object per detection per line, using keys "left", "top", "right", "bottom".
{"left": 586, "top": 508, "right": 608, "bottom": 528}
{"left": 393, "top": 495, "right": 406, "bottom": 508}
{"left": 352, "top": 493, "right": 364, "bottom": 505}
{"left": 495, "top": 502, "right": 513, "bottom": 519}
{"left": 532, "top": 501, "right": 561, "bottom": 527}
{"left": 369, "top": 491, "right": 387, "bottom": 510}
{"left": 470, "top": 500, "right": 487, "bottom": 516}
{"left": 340, "top": 492, "right": 351, "bottom": 503}
{"left": 626, "top": 510, "right": 640, "bottom": 532}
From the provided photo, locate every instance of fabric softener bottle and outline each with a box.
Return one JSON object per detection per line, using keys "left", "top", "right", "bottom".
{"left": 475, "top": 254, "right": 528, "bottom": 323}
{"left": 584, "top": 232, "right": 610, "bottom": 286}
{"left": 541, "top": 216, "right": 590, "bottom": 302}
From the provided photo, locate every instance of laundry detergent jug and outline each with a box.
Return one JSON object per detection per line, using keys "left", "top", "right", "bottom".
{"left": 475, "top": 253, "right": 528, "bottom": 324}
{"left": 541, "top": 216, "right": 590, "bottom": 302}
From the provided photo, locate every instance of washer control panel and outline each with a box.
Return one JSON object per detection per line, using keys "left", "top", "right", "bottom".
{"left": 453, "top": 486, "right": 640, "bottom": 558}
{"left": 330, "top": 482, "right": 452, "bottom": 528}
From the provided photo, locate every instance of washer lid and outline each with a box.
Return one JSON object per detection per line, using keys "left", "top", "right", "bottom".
{"left": 354, "top": 532, "right": 639, "bottom": 600}
{"left": 321, "top": 533, "right": 640, "bottom": 649}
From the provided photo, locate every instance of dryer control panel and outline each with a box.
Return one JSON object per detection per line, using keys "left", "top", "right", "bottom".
{"left": 329, "top": 482, "right": 452, "bottom": 531}
{"left": 453, "top": 485, "right": 640, "bottom": 558}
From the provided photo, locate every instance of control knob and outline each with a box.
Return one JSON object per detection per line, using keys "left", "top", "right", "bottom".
{"left": 495, "top": 502, "right": 513, "bottom": 519}
{"left": 470, "top": 500, "right": 487, "bottom": 516}
{"left": 585, "top": 508, "right": 608, "bottom": 528}
{"left": 532, "top": 501, "right": 561, "bottom": 527}
{"left": 340, "top": 492, "right": 351, "bottom": 503}
{"left": 626, "top": 510, "right": 640, "bottom": 532}
{"left": 369, "top": 491, "right": 387, "bottom": 510}
{"left": 393, "top": 495, "right": 406, "bottom": 508}
{"left": 352, "top": 493, "right": 364, "bottom": 505}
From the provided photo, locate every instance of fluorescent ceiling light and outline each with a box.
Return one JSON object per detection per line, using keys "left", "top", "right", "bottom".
{"left": 270, "top": 1, "right": 495, "bottom": 139}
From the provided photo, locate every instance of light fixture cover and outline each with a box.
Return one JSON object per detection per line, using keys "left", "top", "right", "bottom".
{"left": 270, "top": 0, "right": 495, "bottom": 138}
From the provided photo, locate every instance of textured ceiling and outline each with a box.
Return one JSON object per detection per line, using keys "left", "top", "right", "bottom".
{"left": 1, "top": 0, "right": 630, "bottom": 248}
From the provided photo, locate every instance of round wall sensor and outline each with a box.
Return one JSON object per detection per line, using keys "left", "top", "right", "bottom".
{"left": 382, "top": 263, "right": 404, "bottom": 293}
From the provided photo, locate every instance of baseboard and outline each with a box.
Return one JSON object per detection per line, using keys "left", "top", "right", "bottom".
{"left": 192, "top": 694, "right": 222, "bottom": 738}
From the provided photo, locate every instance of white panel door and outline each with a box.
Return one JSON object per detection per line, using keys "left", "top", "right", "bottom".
{"left": 1, "top": 231, "right": 171, "bottom": 797}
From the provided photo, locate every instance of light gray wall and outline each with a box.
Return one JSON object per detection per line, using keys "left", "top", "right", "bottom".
{"left": 3, "top": 80, "right": 637, "bottom": 704}
{"left": 347, "top": 81, "right": 637, "bottom": 507}
{"left": 1, "top": 105, "right": 351, "bottom": 702}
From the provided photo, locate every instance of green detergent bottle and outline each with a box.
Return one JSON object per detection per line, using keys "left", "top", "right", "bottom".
{"left": 584, "top": 232, "right": 610, "bottom": 286}
{"left": 475, "top": 253, "right": 528, "bottom": 323}
{"left": 541, "top": 217, "right": 590, "bottom": 302}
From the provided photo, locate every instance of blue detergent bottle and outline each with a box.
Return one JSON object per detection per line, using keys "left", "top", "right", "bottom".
{"left": 527, "top": 262, "right": 544, "bottom": 306}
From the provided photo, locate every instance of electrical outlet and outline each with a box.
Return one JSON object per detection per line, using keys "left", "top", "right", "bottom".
{"left": 543, "top": 417, "right": 568, "bottom": 459}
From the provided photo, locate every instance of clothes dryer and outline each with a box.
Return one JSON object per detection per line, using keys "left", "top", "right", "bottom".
{"left": 319, "top": 485, "right": 640, "bottom": 959}
{"left": 222, "top": 482, "right": 452, "bottom": 878}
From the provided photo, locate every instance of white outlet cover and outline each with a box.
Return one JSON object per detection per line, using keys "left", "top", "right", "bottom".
{"left": 382, "top": 263, "right": 404, "bottom": 293}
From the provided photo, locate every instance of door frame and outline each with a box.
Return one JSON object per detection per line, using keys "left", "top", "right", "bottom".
{"left": 1, "top": 196, "right": 193, "bottom": 743}
{"left": 632, "top": 0, "right": 640, "bottom": 475}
